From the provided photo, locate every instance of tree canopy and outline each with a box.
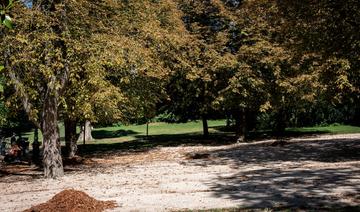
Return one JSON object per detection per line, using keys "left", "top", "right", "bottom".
{"left": 0, "top": 0, "right": 358, "bottom": 178}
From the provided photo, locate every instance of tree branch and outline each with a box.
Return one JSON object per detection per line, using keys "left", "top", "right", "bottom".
{"left": 8, "top": 70, "right": 41, "bottom": 129}
{"left": 5, "top": 49, "right": 41, "bottom": 129}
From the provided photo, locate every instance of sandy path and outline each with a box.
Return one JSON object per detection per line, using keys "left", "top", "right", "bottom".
{"left": 1, "top": 133, "right": 359, "bottom": 211}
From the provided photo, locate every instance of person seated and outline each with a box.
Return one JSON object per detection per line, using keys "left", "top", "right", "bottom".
{"left": 17, "top": 136, "right": 28, "bottom": 156}
{"left": 9, "top": 142, "right": 21, "bottom": 161}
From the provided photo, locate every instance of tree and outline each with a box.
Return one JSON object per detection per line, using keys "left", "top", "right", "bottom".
{"left": 1, "top": 0, "right": 125, "bottom": 177}
{"left": 276, "top": 0, "right": 360, "bottom": 125}
{"left": 159, "top": 0, "right": 236, "bottom": 137}
{"left": 2, "top": 0, "right": 201, "bottom": 170}
{"left": 1, "top": 1, "right": 73, "bottom": 178}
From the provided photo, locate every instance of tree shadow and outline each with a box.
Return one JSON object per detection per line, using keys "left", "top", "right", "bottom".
{"left": 0, "top": 132, "right": 235, "bottom": 179}
{"left": 208, "top": 167, "right": 360, "bottom": 209}
{"left": 78, "top": 132, "right": 236, "bottom": 157}
{"left": 211, "top": 126, "right": 331, "bottom": 141}
{"left": 83, "top": 125, "right": 336, "bottom": 158}
{"left": 92, "top": 129, "right": 138, "bottom": 139}
{"left": 187, "top": 136, "right": 360, "bottom": 209}
{"left": 0, "top": 164, "right": 43, "bottom": 182}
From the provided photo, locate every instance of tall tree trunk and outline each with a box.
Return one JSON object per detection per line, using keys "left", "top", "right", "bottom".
{"left": 41, "top": 95, "right": 64, "bottom": 178}
{"left": 235, "top": 108, "right": 247, "bottom": 142}
{"left": 202, "top": 115, "right": 209, "bottom": 137}
{"left": 226, "top": 114, "right": 231, "bottom": 127}
{"left": 77, "top": 120, "right": 93, "bottom": 143}
{"left": 146, "top": 122, "right": 149, "bottom": 137}
{"left": 275, "top": 108, "right": 287, "bottom": 135}
{"left": 64, "top": 118, "right": 77, "bottom": 158}
{"left": 32, "top": 128, "right": 41, "bottom": 165}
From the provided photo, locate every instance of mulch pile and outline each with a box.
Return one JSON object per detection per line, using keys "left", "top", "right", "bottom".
{"left": 23, "top": 189, "right": 117, "bottom": 212}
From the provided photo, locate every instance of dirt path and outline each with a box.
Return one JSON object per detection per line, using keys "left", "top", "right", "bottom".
{"left": 1, "top": 134, "right": 360, "bottom": 211}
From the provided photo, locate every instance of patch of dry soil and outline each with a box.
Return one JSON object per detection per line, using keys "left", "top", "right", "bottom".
{"left": 0, "top": 134, "right": 359, "bottom": 211}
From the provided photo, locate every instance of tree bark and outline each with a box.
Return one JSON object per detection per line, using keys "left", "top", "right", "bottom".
{"left": 64, "top": 118, "right": 77, "bottom": 158}
{"left": 275, "top": 108, "right": 287, "bottom": 135}
{"left": 226, "top": 116, "right": 231, "bottom": 127}
{"left": 41, "top": 95, "right": 64, "bottom": 178}
{"left": 235, "top": 108, "right": 247, "bottom": 142}
{"left": 77, "top": 120, "right": 93, "bottom": 143}
{"left": 202, "top": 115, "right": 209, "bottom": 137}
{"left": 146, "top": 122, "right": 149, "bottom": 137}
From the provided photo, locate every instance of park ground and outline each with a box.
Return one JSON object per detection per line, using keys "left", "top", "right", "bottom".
{"left": 0, "top": 122, "right": 360, "bottom": 211}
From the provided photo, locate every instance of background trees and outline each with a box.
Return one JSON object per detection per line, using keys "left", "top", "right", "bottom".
{"left": 0, "top": 0, "right": 358, "bottom": 178}
{"left": 276, "top": 0, "right": 360, "bottom": 126}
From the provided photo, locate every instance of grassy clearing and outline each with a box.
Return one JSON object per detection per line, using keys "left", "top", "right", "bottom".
{"left": 22, "top": 123, "right": 69, "bottom": 144}
{"left": 91, "top": 120, "right": 226, "bottom": 143}
{"left": 287, "top": 124, "right": 360, "bottom": 134}
{"left": 21, "top": 120, "right": 227, "bottom": 144}
{"left": 19, "top": 121, "right": 360, "bottom": 145}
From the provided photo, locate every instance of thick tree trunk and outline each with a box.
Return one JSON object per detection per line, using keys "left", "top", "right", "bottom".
{"left": 235, "top": 108, "right": 247, "bottom": 142}
{"left": 202, "top": 115, "right": 209, "bottom": 137}
{"left": 41, "top": 95, "right": 64, "bottom": 178}
{"left": 275, "top": 108, "right": 287, "bottom": 135}
{"left": 77, "top": 120, "right": 93, "bottom": 143}
{"left": 64, "top": 118, "right": 77, "bottom": 158}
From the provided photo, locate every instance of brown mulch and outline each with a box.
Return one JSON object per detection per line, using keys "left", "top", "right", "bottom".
{"left": 23, "top": 189, "right": 117, "bottom": 212}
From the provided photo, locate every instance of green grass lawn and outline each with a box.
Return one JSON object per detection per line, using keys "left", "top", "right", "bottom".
{"left": 91, "top": 120, "right": 227, "bottom": 143}
{"left": 22, "top": 122, "right": 68, "bottom": 144}
{"left": 20, "top": 121, "right": 360, "bottom": 145}
{"left": 21, "top": 120, "right": 227, "bottom": 144}
{"left": 287, "top": 124, "right": 360, "bottom": 134}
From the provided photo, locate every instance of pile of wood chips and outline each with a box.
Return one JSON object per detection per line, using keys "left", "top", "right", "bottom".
{"left": 24, "top": 189, "right": 117, "bottom": 212}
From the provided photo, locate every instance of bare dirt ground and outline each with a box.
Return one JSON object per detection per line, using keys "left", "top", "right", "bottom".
{"left": 1, "top": 133, "right": 360, "bottom": 211}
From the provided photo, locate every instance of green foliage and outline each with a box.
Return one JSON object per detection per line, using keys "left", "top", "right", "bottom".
{"left": 1, "top": 0, "right": 188, "bottom": 126}
{"left": 153, "top": 111, "right": 179, "bottom": 123}
{"left": 0, "top": 0, "right": 13, "bottom": 29}
{"left": 276, "top": 0, "right": 360, "bottom": 108}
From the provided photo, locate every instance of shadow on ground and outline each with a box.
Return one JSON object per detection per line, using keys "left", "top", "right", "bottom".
{"left": 187, "top": 137, "right": 360, "bottom": 209}
{"left": 211, "top": 126, "right": 330, "bottom": 140}
{"left": 77, "top": 132, "right": 237, "bottom": 157}
{"left": 78, "top": 126, "right": 339, "bottom": 158}
{"left": 209, "top": 167, "right": 360, "bottom": 209}
{"left": 92, "top": 129, "right": 138, "bottom": 139}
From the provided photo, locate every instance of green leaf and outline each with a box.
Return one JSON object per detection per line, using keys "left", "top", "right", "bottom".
{"left": 0, "top": 65, "right": 4, "bottom": 71}
{"left": 240, "top": 30, "right": 249, "bottom": 36}
{"left": 5, "top": 0, "right": 13, "bottom": 10}
{"left": 2, "top": 15, "right": 12, "bottom": 29}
